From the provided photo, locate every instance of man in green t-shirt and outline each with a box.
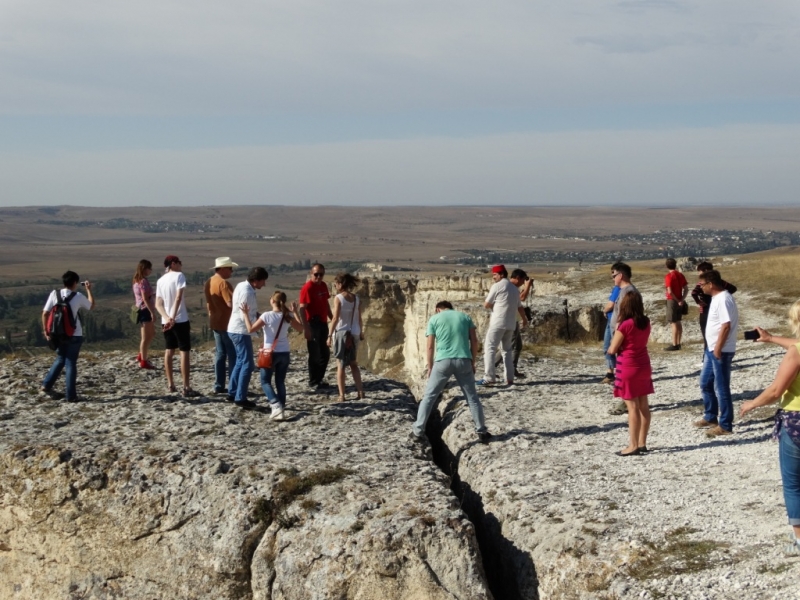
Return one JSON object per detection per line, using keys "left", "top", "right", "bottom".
{"left": 411, "top": 301, "right": 492, "bottom": 444}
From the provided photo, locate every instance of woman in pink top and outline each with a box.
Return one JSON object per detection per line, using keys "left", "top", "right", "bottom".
{"left": 608, "top": 291, "right": 654, "bottom": 456}
{"left": 132, "top": 259, "right": 156, "bottom": 370}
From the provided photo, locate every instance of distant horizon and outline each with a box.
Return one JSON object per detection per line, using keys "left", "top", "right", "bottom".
{"left": 3, "top": 202, "right": 798, "bottom": 210}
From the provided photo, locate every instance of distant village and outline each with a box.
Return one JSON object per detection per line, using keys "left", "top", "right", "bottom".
{"left": 449, "top": 228, "right": 800, "bottom": 265}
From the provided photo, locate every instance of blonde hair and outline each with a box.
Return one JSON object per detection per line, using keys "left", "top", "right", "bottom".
{"left": 789, "top": 300, "right": 800, "bottom": 337}
{"left": 271, "top": 291, "right": 291, "bottom": 322}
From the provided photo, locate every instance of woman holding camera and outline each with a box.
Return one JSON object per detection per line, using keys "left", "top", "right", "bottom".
{"left": 607, "top": 290, "right": 654, "bottom": 456}
{"left": 327, "top": 273, "right": 365, "bottom": 402}
{"left": 740, "top": 300, "right": 800, "bottom": 555}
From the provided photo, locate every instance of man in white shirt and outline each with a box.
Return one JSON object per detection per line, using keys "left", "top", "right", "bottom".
{"left": 156, "top": 255, "right": 198, "bottom": 398}
{"left": 694, "top": 269, "right": 739, "bottom": 437}
{"left": 41, "top": 270, "right": 94, "bottom": 402}
{"left": 227, "top": 266, "right": 269, "bottom": 407}
{"left": 477, "top": 265, "right": 528, "bottom": 386}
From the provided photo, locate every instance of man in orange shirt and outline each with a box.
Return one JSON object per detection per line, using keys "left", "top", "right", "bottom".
{"left": 664, "top": 257, "right": 688, "bottom": 351}
{"left": 204, "top": 257, "right": 238, "bottom": 394}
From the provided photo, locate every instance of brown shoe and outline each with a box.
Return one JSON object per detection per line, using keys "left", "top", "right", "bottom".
{"left": 600, "top": 375, "right": 614, "bottom": 384}
{"left": 693, "top": 418, "right": 718, "bottom": 428}
{"left": 706, "top": 425, "right": 733, "bottom": 438}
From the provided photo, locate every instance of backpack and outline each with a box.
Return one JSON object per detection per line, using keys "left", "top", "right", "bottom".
{"left": 46, "top": 290, "right": 77, "bottom": 350}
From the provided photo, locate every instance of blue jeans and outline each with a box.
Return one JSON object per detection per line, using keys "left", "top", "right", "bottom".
{"left": 603, "top": 317, "right": 616, "bottom": 371}
{"left": 260, "top": 352, "right": 290, "bottom": 408}
{"left": 700, "top": 348, "right": 734, "bottom": 431}
{"left": 780, "top": 427, "right": 800, "bottom": 526}
{"left": 413, "top": 358, "right": 487, "bottom": 437}
{"left": 213, "top": 330, "right": 236, "bottom": 392}
{"left": 229, "top": 333, "right": 255, "bottom": 402}
{"left": 42, "top": 337, "right": 83, "bottom": 401}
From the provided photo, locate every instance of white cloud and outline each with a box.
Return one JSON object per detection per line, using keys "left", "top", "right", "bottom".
{"left": 0, "top": 1, "right": 798, "bottom": 115}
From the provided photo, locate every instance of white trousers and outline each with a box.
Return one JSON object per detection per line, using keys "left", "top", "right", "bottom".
{"left": 483, "top": 325, "right": 514, "bottom": 383}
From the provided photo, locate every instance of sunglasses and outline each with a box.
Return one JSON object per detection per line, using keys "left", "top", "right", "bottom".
{"left": 312, "top": 272, "right": 324, "bottom": 278}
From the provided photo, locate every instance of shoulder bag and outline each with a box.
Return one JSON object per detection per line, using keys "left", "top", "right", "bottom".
{"left": 257, "top": 315, "right": 285, "bottom": 369}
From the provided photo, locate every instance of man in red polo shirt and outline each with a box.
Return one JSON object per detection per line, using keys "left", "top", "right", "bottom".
{"left": 299, "top": 263, "right": 333, "bottom": 389}
{"left": 664, "top": 257, "right": 688, "bottom": 351}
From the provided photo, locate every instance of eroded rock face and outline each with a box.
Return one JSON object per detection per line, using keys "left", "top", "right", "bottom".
{"left": 356, "top": 275, "right": 604, "bottom": 390}
{"left": 0, "top": 351, "right": 492, "bottom": 600}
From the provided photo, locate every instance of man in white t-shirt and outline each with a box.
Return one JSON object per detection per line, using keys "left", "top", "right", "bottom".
{"left": 41, "top": 270, "right": 94, "bottom": 402}
{"left": 227, "top": 266, "right": 269, "bottom": 408}
{"left": 694, "top": 269, "right": 738, "bottom": 437}
{"left": 477, "top": 265, "right": 528, "bottom": 386}
{"left": 155, "top": 255, "right": 198, "bottom": 398}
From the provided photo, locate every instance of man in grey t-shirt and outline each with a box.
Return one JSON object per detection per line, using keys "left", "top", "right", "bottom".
{"left": 610, "top": 262, "right": 637, "bottom": 333}
{"left": 609, "top": 261, "right": 636, "bottom": 415}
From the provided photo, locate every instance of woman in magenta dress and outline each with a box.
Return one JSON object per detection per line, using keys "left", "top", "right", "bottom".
{"left": 607, "top": 290, "right": 654, "bottom": 456}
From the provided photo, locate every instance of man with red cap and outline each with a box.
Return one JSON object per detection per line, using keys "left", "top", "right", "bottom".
{"left": 477, "top": 264, "right": 528, "bottom": 386}
{"left": 155, "top": 255, "right": 199, "bottom": 398}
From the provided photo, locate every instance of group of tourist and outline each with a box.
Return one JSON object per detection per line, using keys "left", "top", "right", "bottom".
{"left": 599, "top": 258, "right": 800, "bottom": 555}
{"left": 602, "top": 260, "right": 742, "bottom": 455}
{"left": 37, "top": 254, "right": 800, "bottom": 554}
{"left": 40, "top": 257, "right": 366, "bottom": 420}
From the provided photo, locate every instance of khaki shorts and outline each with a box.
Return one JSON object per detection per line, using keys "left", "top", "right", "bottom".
{"left": 666, "top": 299, "right": 682, "bottom": 323}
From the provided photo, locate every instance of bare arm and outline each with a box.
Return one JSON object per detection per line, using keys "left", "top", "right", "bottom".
{"left": 607, "top": 329, "right": 625, "bottom": 355}
{"left": 519, "top": 279, "right": 533, "bottom": 302}
{"left": 84, "top": 282, "right": 95, "bottom": 310}
{"left": 678, "top": 284, "right": 688, "bottom": 304}
{"left": 469, "top": 326, "right": 478, "bottom": 373}
{"left": 358, "top": 300, "right": 364, "bottom": 340}
{"left": 239, "top": 303, "right": 265, "bottom": 334}
{"left": 170, "top": 288, "right": 184, "bottom": 321}
{"left": 755, "top": 327, "right": 800, "bottom": 350}
{"left": 288, "top": 302, "right": 304, "bottom": 332}
{"left": 156, "top": 296, "right": 168, "bottom": 321}
{"left": 327, "top": 297, "right": 342, "bottom": 346}
{"left": 426, "top": 335, "right": 436, "bottom": 377}
{"left": 517, "top": 306, "right": 529, "bottom": 329}
{"left": 484, "top": 301, "right": 494, "bottom": 310}
{"left": 741, "top": 346, "right": 800, "bottom": 415}
{"left": 603, "top": 300, "right": 615, "bottom": 314}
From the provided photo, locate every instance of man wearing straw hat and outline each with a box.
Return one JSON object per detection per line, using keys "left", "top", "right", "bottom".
{"left": 204, "top": 257, "right": 238, "bottom": 395}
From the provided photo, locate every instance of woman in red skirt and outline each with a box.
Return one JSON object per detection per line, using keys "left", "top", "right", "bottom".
{"left": 608, "top": 290, "right": 654, "bottom": 456}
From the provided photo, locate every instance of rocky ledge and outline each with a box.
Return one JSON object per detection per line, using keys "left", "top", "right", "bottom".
{"left": 0, "top": 350, "right": 490, "bottom": 600}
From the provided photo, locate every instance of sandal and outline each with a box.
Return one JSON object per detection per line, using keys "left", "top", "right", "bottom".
{"left": 337, "top": 395, "right": 346, "bottom": 402}
{"left": 167, "top": 384, "right": 178, "bottom": 393}
{"left": 183, "top": 388, "right": 200, "bottom": 398}
{"left": 358, "top": 392, "right": 366, "bottom": 400}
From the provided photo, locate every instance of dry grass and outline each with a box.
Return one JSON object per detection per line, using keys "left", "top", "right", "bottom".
{"left": 722, "top": 247, "right": 800, "bottom": 303}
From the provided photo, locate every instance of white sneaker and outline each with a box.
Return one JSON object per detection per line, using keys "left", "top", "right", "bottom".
{"left": 270, "top": 405, "right": 285, "bottom": 421}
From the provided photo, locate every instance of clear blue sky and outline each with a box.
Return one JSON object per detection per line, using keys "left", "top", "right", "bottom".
{"left": 1, "top": 1, "right": 799, "bottom": 207}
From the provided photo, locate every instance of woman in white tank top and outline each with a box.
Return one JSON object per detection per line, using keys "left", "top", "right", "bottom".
{"left": 327, "top": 273, "right": 365, "bottom": 402}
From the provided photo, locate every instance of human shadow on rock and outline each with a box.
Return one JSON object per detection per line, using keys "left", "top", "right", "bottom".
{"left": 533, "top": 374, "right": 600, "bottom": 386}
{"left": 535, "top": 422, "right": 628, "bottom": 439}
{"left": 321, "top": 399, "right": 416, "bottom": 419}
{"left": 658, "top": 432, "right": 771, "bottom": 454}
{"left": 652, "top": 371, "right": 701, "bottom": 383}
